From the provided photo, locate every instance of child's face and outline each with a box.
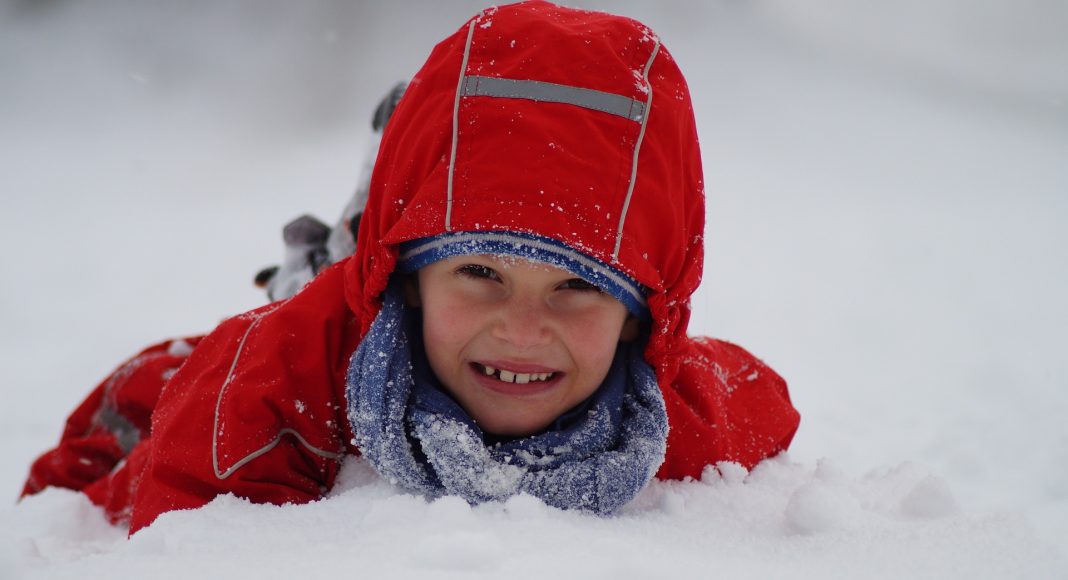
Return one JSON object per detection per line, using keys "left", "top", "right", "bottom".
{"left": 413, "top": 254, "right": 637, "bottom": 437}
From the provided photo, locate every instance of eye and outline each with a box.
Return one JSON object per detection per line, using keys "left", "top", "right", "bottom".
{"left": 560, "top": 278, "right": 604, "bottom": 293}
{"left": 456, "top": 264, "right": 500, "bottom": 281}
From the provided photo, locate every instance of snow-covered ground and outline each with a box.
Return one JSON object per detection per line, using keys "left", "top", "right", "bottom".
{"left": 2, "top": 1, "right": 1066, "bottom": 577}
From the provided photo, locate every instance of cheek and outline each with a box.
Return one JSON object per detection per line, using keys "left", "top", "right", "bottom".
{"left": 564, "top": 305, "right": 628, "bottom": 367}
{"left": 420, "top": 290, "right": 479, "bottom": 366}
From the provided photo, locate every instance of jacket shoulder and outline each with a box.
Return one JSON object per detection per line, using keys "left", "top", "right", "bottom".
{"left": 657, "top": 337, "right": 800, "bottom": 480}
{"left": 130, "top": 262, "right": 362, "bottom": 532}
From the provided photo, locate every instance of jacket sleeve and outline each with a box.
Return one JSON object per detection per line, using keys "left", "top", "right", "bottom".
{"left": 656, "top": 337, "right": 800, "bottom": 480}
{"left": 21, "top": 337, "right": 202, "bottom": 498}
{"left": 126, "top": 263, "right": 361, "bottom": 534}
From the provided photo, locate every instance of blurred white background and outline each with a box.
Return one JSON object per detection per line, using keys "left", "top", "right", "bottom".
{"left": 2, "top": 0, "right": 1066, "bottom": 545}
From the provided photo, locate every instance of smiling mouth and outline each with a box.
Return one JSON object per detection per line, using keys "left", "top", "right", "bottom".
{"left": 471, "top": 363, "right": 558, "bottom": 385}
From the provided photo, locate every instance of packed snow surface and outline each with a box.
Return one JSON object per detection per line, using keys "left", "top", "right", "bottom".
{"left": 4, "top": 458, "right": 1058, "bottom": 579}
{"left": 2, "top": 0, "right": 1066, "bottom": 578}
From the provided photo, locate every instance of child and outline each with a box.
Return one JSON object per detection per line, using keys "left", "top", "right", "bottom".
{"left": 22, "top": 1, "right": 799, "bottom": 533}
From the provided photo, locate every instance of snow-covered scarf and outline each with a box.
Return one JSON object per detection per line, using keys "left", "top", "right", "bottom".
{"left": 346, "top": 285, "right": 668, "bottom": 514}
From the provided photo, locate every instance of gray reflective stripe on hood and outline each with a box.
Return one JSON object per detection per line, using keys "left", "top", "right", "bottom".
{"left": 444, "top": 15, "right": 661, "bottom": 264}
{"left": 612, "top": 39, "right": 660, "bottom": 262}
{"left": 446, "top": 17, "right": 479, "bottom": 232}
{"left": 212, "top": 305, "right": 342, "bottom": 480}
{"left": 461, "top": 75, "right": 647, "bottom": 122}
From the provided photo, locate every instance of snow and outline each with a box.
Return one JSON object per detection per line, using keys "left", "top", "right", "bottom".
{"left": 3, "top": 458, "right": 1058, "bottom": 579}
{"left": 2, "top": 0, "right": 1066, "bottom": 578}
{"left": 165, "top": 339, "right": 194, "bottom": 358}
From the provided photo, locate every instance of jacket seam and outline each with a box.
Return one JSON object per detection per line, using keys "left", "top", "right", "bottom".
{"left": 211, "top": 305, "right": 342, "bottom": 480}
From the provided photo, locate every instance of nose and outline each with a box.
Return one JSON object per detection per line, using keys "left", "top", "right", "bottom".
{"left": 491, "top": 294, "right": 552, "bottom": 350}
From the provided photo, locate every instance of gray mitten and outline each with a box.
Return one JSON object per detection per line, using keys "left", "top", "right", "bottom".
{"left": 255, "top": 215, "right": 331, "bottom": 301}
{"left": 254, "top": 82, "right": 407, "bottom": 301}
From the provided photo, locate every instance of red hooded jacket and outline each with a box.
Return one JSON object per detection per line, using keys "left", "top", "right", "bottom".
{"left": 23, "top": 1, "right": 799, "bottom": 534}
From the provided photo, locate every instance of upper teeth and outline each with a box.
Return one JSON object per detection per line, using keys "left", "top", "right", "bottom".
{"left": 480, "top": 364, "right": 554, "bottom": 384}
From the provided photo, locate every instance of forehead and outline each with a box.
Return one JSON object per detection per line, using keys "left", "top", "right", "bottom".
{"left": 398, "top": 232, "right": 647, "bottom": 315}
{"left": 429, "top": 254, "right": 574, "bottom": 276}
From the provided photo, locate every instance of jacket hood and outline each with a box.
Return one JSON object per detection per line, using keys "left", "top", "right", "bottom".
{"left": 344, "top": 0, "right": 705, "bottom": 387}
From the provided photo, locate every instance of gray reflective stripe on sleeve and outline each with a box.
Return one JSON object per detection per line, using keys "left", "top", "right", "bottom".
{"left": 612, "top": 39, "right": 660, "bottom": 262}
{"left": 461, "top": 75, "right": 647, "bottom": 122}
{"left": 94, "top": 405, "right": 141, "bottom": 454}
{"left": 92, "top": 351, "right": 170, "bottom": 453}
{"left": 212, "top": 305, "right": 342, "bottom": 481}
{"left": 214, "top": 428, "right": 343, "bottom": 481}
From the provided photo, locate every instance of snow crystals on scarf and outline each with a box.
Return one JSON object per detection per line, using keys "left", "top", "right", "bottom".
{"left": 346, "top": 283, "right": 668, "bottom": 514}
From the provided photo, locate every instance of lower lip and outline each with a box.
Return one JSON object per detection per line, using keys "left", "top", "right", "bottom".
{"left": 469, "top": 365, "right": 563, "bottom": 397}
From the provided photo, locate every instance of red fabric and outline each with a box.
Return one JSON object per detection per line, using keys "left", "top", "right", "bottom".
{"left": 22, "top": 0, "right": 798, "bottom": 533}
{"left": 21, "top": 337, "right": 202, "bottom": 498}
{"left": 122, "top": 266, "right": 364, "bottom": 532}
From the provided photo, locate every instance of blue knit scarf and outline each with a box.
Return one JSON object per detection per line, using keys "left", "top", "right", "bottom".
{"left": 346, "top": 285, "right": 668, "bottom": 514}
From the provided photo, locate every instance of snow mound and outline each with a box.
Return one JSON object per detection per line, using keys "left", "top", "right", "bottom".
{"left": 2, "top": 457, "right": 1061, "bottom": 579}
